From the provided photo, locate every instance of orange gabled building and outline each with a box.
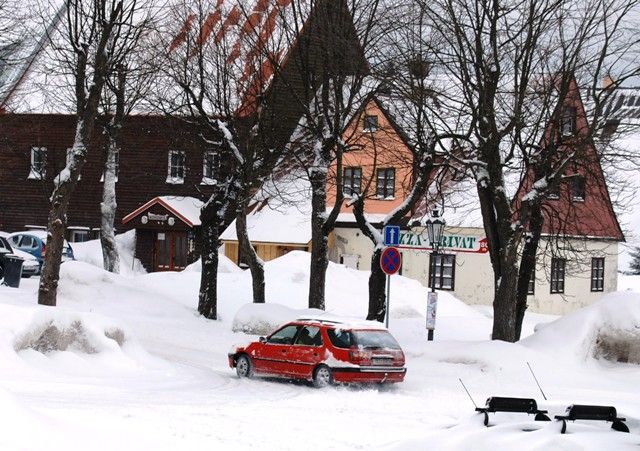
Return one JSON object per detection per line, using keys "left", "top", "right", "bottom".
{"left": 327, "top": 96, "right": 417, "bottom": 217}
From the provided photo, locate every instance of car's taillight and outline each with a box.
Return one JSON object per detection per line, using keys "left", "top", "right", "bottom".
{"left": 349, "top": 347, "right": 372, "bottom": 365}
{"left": 41, "top": 244, "right": 46, "bottom": 258}
{"left": 394, "top": 351, "right": 405, "bottom": 366}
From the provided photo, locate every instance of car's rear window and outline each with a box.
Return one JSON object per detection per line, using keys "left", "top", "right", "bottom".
{"left": 327, "top": 329, "right": 355, "bottom": 349}
{"left": 352, "top": 330, "right": 401, "bottom": 350}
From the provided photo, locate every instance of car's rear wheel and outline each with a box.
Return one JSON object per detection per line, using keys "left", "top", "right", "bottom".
{"left": 236, "top": 354, "right": 253, "bottom": 378}
{"left": 313, "top": 365, "right": 333, "bottom": 388}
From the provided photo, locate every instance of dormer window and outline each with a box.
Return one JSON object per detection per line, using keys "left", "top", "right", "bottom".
{"left": 561, "top": 106, "right": 577, "bottom": 136}
{"left": 363, "top": 115, "right": 378, "bottom": 132}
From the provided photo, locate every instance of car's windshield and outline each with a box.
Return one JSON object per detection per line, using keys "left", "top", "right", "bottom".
{"left": 353, "top": 330, "right": 401, "bottom": 350}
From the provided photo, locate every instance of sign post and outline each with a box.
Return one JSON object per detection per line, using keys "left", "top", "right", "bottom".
{"left": 380, "top": 246, "right": 402, "bottom": 328}
{"left": 426, "top": 291, "right": 438, "bottom": 337}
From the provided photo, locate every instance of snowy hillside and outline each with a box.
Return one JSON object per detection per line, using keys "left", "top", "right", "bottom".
{"left": 0, "top": 243, "right": 639, "bottom": 450}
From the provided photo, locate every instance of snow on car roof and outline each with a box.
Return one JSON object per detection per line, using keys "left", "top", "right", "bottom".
{"left": 294, "top": 315, "right": 388, "bottom": 330}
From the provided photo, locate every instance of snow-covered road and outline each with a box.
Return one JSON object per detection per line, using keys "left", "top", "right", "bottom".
{"left": 1, "top": 252, "right": 639, "bottom": 450}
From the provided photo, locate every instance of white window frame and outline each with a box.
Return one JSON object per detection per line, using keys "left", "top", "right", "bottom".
{"left": 28, "top": 147, "right": 47, "bottom": 180}
{"left": 201, "top": 150, "right": 219, "bottom": 185}
{"left": 166, "top": 150, "right": 186, "bottom": 184}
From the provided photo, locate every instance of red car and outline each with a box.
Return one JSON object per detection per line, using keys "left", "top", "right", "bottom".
{"left": 228, "top": 318, "right": 406, "bottom": 387}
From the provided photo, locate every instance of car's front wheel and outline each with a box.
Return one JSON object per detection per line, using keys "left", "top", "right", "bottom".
{"left": 313, "top": 365, "right": 333, "bottom": 388}
{"left": 236, "top": 354, "right": 253, "bottom": 378}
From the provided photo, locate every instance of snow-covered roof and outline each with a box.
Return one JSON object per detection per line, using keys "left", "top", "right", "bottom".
{"left": 122, "top": 196, "right": 204, "bottom": 227}
{"left": 220, "top": 172, "right": 312, "bottom": 245}
{"left": 3, "top": 0, "right": 313, "bottom": 114}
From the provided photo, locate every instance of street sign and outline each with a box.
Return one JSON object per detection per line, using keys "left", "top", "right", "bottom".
{"left": 380, "top": 246, "right": 402, "bottom": 276}
{"left": 383, "top": 225, "right": 400, "bottom": 246}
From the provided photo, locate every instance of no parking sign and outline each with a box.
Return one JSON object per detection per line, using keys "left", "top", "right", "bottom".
{"left": 380, "top": 247, "right": 402, "bottom": 275}
{"left": 380, "top": 247, "right": 402, "bottom": 328}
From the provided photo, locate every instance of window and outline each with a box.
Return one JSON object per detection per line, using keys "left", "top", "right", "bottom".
{"left": 561, "top": 106, "right": 577, "bottom": 136}
{"left": 363, "top": 114, "right": 378, "bottom": 131}
{"left": 28, "top": 147, "right": 46, "bottom": 179}
{"left": 327, "top": 329, "right": 354, "bottom": 348}
{"left": 550, "top": 257, "right": 566, "bottom": 294}
{"left": 343, "top": 167, "right": 362, "bottom": 197}
{"left": 548, "top": 182, "right": 560, "bottom": 200}
{"left": 376, "top": 168, "right": 395, "bottom": 198}
{"left": 167, "top": 150, "right": 186, "bottom": 184}
{"left": 428, "top": 254, "right": 455, "bottom": 290}
{"left": 294, "top": 326, "right": 322, "bottom": 346}
{"left": 69, "top": 229, "right": 90, "bottom": 243}
{"left": 202, "top": 150, "right": 219, "bottom": 185}
{"left": 267, "top": 325, "right": 300, "bottom": 345}
{"left": 527, "top": 268, "right": 535, "bottom": 295}
{"left": 571, "top": 176, "right": 585, "bottom": 201}
{"left": 591, "top": 258, "right": 605, "bottom": 292}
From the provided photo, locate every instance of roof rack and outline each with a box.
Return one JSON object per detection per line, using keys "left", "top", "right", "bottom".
{"left": 294, "top": 317, "right": 344, "bottom": 325}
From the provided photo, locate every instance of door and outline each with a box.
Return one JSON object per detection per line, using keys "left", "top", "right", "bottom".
{"left": 288, "top": 325, "right": 324, "bottom": 378}
{"left": 253, "top": 325, "right": 300, "bottom": 376}
{"left": 154, "top": 231, "right": 188, "bottom": 271}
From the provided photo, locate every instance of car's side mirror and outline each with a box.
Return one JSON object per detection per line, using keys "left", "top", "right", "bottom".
{"left": 259, "top": 336, "right": 267, "bottom": 343}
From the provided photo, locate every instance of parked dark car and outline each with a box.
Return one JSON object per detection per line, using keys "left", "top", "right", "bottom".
{"left": 0, "top": 234, "right": 40, "bottom": 278}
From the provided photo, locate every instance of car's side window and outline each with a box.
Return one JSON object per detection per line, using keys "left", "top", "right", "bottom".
{"left": 267, "top": 325, "right": 300, "bottom": 345}
{"left": 294, "top": 326, "right": 322, "bottom": 346}
{"left": 9, "top": 236, "right": 20, "bottom": 246}
{"left": 327, "top": 329, "right": 355, "bottom": 348}
{"left": 19, "top": 236, "right": 34, "bottom": 248}
{"left": 0, "top": 239, "right": 8, "bottom": 252}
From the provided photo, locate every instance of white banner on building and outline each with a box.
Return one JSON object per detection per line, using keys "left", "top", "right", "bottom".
{"left": 397, "top": 231, "right": 488, "bottom": 253}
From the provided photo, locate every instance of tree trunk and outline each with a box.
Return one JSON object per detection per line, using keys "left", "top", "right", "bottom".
{"left": 491, "top": 244, "right": 520, "bottom": 342}
{"left": 38, "top": 124, "right": 96, "bottom": 306}
{"left": 514, "top": 204, "right": 544, "bottom": 340}
{"left": 236, "top": 200, "right": 265, "bottom": 303}
{"left": 100, "top": 132, "right": 120, "bottom": 273}
{"left": 198, "top": 207, "right": 219, "bottom": 319}
{"left": 308, "top": 168, "right": 329, "bottom": 310}
{"left": 367, "top": 248, "right": 386, "bottom": 322}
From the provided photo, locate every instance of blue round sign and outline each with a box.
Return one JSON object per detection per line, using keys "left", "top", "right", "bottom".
{"left": 380, "top": 247, "right": 402, "bottom": 275}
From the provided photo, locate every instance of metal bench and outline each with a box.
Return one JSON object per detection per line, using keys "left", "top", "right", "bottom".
{"left": 476, "top": 397, "right": 550, "bottom": 426}
{"left": 555, "top": 404, "right": 629, "bottom": 433}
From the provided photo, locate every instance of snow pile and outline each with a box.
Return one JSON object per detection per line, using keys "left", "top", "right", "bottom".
{"left": 522, "top": 291, "right": 640, "bottom": 363}
{"left": 14, "top": 312, "right": 127, "bottom": 355}
{"left": 232, "top": 303, "right": 325, "bottom": 335}
{"left": 71, "top": 230, "right": 146, "bottom": 276}
{"left": 183, "top": 252, "right": 241, "bottom": 274}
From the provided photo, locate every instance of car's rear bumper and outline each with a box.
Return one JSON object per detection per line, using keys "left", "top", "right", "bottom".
{"left": 331, "top": 366, "right": 406, "bottom": 383}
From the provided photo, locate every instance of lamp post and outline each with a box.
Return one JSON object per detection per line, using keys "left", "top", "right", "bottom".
{"left": 425, "top": 209, "right": 445, "bottom": 341}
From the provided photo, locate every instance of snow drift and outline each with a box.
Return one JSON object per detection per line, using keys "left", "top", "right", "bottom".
{"left": 522, "top": 291, "right": 640, "bottom": 364}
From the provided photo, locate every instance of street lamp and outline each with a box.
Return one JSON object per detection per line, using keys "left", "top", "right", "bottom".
{"left": 425, "top": 209, "right": 445, "bottom": 341}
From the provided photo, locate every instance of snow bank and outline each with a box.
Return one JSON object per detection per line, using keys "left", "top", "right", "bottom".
{"left": 71, "top": 230, "right": 146, "bottom": 276}
{"left": 183, "top": 253, "right": 241, "bottom": 274}
{"left": 232, "top": 303, "right": 323, "bottom": 335}
{"left": 522, "top": 291, "right": 640, "bottom": 363}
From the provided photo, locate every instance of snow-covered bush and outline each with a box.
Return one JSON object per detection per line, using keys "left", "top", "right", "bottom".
{"left": 14, "top": 313, "right": 127, "bottom": 355}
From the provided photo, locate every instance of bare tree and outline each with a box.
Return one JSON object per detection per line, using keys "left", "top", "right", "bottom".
{"left": 99, "top": 7, "right": 154, "bottom": 274}
{"left": 38, "top": 0, "right": 146, "bottom": 306}
{"left": 400, "top": 0, "right": 640, "bottom": 341}
{"left": 273, "top": 0, "right": 379, "bottom": 310}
